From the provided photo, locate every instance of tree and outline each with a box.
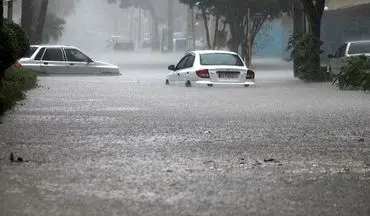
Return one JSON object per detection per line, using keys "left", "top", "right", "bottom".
{"left": 179, "top": 0, "right": 218, "bottom": 49}
{"left": 48, "top": 0, "right": 80, "bottom": 17}
{"left": 300, "top": 0, "right": 326, "bottom": 79}
{"left": 106, "top": 0, "right": 167, "bottom": 50}
{"left": 0, "top": 19, "right": 30, "bottom": 86}
{"left": 179, "top": 0, "right": 281, "bottom": 64}
{"left": 21, "top": 0, "right": 49, "bottom": 44}
{"left": 42, "top": 13, "right": 66, "bottom": 43}
{"left": 0, "top": 0, "right": 3, "bottom": 26}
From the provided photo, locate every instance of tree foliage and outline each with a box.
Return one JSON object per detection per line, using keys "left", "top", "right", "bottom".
{"left": 42, "top": 13, "right": 66, "bottom": 43}
{"left": 0, "top": 19, "right": 30, "bottom": 85}
{"left": 333, "top": 55, "right": 370, "bottom": 91}
{"left": 179, "top": 0, "right": 283, "bottom": 63}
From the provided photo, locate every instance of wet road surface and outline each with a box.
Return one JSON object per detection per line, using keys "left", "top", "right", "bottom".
{"left": 0, "top": 52, "right": 369, "bottom": 216}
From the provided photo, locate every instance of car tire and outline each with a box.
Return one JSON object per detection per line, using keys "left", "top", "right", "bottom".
{"left": 185, "top": 80, "right": 191, "bottom": 87}
{"left": 165, "top": 79, "right": 169, "bottom": 85}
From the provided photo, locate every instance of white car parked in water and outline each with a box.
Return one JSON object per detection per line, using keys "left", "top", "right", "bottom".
{"left": 19, "top": 45, "right": 120, "bottom": 75}
{"left": 328, "top": 40, "right": 370, "bottom": 75}
{"left": 165, "top": 50, "right": 255, "bottom": 87}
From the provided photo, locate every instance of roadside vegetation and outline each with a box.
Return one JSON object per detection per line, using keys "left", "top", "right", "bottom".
{"left": 332, "top": 56, "right": 370, "bottom": 92}
{"left": 0, "top": 18, "right": 37, "bottom": 116}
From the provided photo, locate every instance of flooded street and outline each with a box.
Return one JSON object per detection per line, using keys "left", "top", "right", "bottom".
{"left": 0, "top": 53, "right": 369, "bottom": 215}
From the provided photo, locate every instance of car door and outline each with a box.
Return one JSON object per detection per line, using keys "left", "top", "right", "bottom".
{"left": 331, "top": 43, "right": 347, "bottom": 74}
{"left": 40, "top": 48, "right": 68, "bottom": 74}
{"left": 20, "top": 47, "right": 45, "bottom": 73}
{"left": 171, "top": 55, "right": 190, "bottom": 85}
{"left": 179, "top": 54, "right": 195, "bottom": 83}
{"left": 64, "top": 48, "right": 99, "bottom": 74}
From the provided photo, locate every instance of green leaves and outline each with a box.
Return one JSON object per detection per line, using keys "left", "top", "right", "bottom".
{"left": 333, "top": 55, "right": 370, "bottom": 91}
{"left": 287, "top": 33, "right": 326, "bottom": 82}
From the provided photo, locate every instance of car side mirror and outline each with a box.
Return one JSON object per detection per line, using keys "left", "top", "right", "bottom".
{"left": 87, "top": 58, "right": 93, "bottom": 63}
{"left": 246, "top": 69, "right": 255, "bottom": 79}
{"left": 327, "top": 54, "right": 334, "bottom": 58}
{"left": 168, "top": 64, "right": 176, "bottom": 71}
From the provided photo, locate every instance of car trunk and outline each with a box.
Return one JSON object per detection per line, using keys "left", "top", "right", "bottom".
{"left": 206, "top": 65, "right": 247, "bottom": 83}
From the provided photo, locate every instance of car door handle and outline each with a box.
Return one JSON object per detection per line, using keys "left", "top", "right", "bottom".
{"left": 43, "top": 62, "right": 48, "bottom": 65}
{"left": 69, "top": 63, "right": 74, "bottom": 65}
{"left": 177, "top": 73, "right": 180, "bottom": 76}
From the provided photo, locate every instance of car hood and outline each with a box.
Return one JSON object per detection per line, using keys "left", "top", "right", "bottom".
{"left": 93, "top": 61, "right": 118, "bottom": 68}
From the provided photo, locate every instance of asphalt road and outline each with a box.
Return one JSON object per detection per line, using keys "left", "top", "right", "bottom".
{"left": 0, "top": 52, "right": 369, "bottom": 216}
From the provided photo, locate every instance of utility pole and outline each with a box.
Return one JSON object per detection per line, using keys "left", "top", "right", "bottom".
{"left": 167, "top": 0, "right": 174, "bottom": 52}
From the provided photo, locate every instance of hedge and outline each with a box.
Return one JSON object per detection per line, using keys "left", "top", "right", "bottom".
{"left": 0, "top": 19, "right": 36, "bottom": 116}
{"left": 0, "top": 67, "right": 37, "bottom": 116}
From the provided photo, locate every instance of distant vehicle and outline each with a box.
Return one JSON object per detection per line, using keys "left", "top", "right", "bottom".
{"left": 141, "top": 33, "right": 151, "bottom": 48}
{"left": 195, "top": 38, "right": 206, "bottom": 49}
{"left": 327, "top": 40, "right": 370, "bottom": 75}
{"left": 107, "top": 36, "right": 134, "bottom": 51}
{"left": 18, "top": 45, "right": 120, "bottom": 75}
{"left": 165, "top": 50, "right": 255, "bottom": 87}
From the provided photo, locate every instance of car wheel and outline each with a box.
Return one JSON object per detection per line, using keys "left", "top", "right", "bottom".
{"left": 165, "top": 79, "right": 169, "bottom": 85}
{"left": 185, "top": 80, "right": 191, "bottom": 87}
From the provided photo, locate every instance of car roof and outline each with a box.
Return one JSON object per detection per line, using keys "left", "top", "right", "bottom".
{"left": 30, "top": 44, "right": 78, "bottom": 49}
{"left": 192, "top": 50, "right": 239, "bottom": 55}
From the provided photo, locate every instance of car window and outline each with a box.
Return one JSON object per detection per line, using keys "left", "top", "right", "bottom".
{"left": 184, "top": 55, "right": 195, "bottom": 68}
{"left": 65, "top": 48, "right": 90, "bottom": 62}
{"left": 200, "top": 53, "right": 244, "bottom": 66}
{"left": 348, "top": 42, "right": 370, "bottom": 54}
{"left": 42, "top": 48, "right": 64, "bottom": 61}
{"left": 176, "top": 56, "right": 190, "bottom": 70}
{"left": 25, "top": 46, "right": 38, "bottom": 58}
{"left": 34, "top": 47, "right": 46, "bottom": 60}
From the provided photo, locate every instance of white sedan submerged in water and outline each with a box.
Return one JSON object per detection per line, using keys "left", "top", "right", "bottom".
{"left": 19, "top": 45, "right": 120, "bottom": 75}
{"left": 165, "top": 50, "right": 255, "bottom": 87}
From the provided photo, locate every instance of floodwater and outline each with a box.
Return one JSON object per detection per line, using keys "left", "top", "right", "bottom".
{"left": 0, "top": 52, "right": 369, "bottom": 215}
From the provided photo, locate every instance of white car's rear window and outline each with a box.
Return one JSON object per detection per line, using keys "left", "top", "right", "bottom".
{"left": 200, "top": 53, "right": 244, "bottom": 66}
{"left": 348, "top": 42, "right": 370, "bottom": 54}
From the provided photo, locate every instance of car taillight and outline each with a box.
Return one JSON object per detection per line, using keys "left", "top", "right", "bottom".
{"left": 246, "top": 69, "right": 255, "bottom": 79}
{"left": 196, "top": 69, "right": 210, "bottom": 78}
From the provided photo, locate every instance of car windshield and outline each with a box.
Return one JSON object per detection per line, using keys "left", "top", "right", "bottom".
{"left": 348, "top": 42, "right": 370, "bottom": 54}
{"left": 200, "top": 53, "right": 244, "bottom": 66}
{"left": 26, "top": 46, "right": 38, "bottom": 58}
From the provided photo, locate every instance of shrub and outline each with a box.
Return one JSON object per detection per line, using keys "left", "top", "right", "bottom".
{"left": 4, "top": 19, "right": 31, "bottom": 58}
{"left": 332, "top": 55, "right": 370, "bottom": 92}
{"left": 286, "top": 33, "right": 326, "bottom": 82}
{"left": 0, "top": 19, "right": 30, "bottom": 82}
{"left": 0, "top": 68, "right": 37, "bottom": 116}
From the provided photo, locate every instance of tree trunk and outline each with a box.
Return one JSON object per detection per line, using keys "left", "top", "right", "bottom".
{"left": 307, "top": 16, "right": 322, "bottom": 78}
{"left": 212, "top": 16, "right": 219, "bottom": 49}
{"left": 227, "top": 21, "right": 239, "bottom": 53}
{"left": 35, "top": 0, "right": 49, "bottom": 44}
{"left": 301, "top": 0, "right": 325, "bottom": 80}
{"left": 200, "top": 7, "right": 211, "bottom": 49}
{"left": 0, "top": 0, "right": 3, "bottom": 26}
{"left": 150, "top": 9, "right": 159, "bottom": 51}
{"left": 21, "top": 0, "right": 49, "bottom": 44}
{"left": 1, "top": 2, "right": 4, "bottom": 87}
{"left": 21, "top": 0, "right": 34, "bottom": 42}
